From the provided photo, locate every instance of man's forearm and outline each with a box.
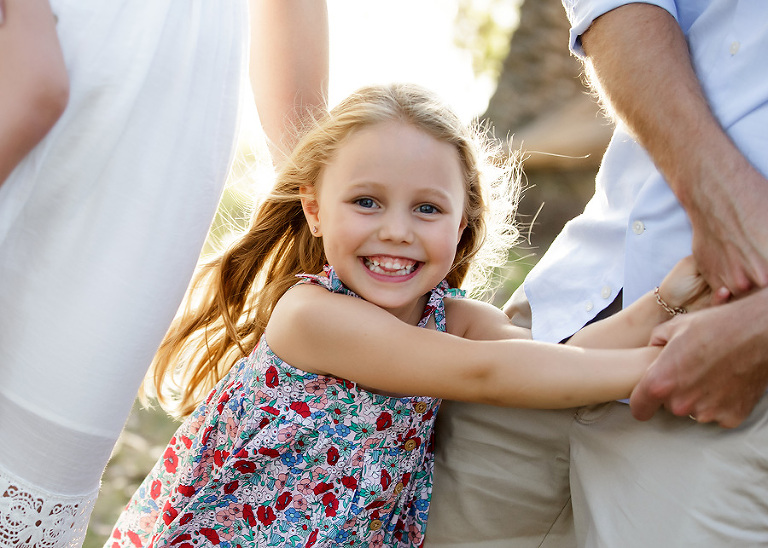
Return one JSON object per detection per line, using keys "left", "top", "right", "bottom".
{"left": 581, "top": 4, "right": 739, "bottom": 206}
{"left": 580, "top": 3, "right": 768, "bottom": 291}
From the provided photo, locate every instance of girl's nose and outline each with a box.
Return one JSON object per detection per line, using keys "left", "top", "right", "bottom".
{"left": 378, "top": 210, "right": 414, "bottom": 243}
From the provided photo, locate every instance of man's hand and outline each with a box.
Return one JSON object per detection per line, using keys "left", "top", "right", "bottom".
{"left": 630, "top": 289, "right": 768, "bottom": 428}
{"left": 687, "top": 164, "right": 768, "bottom": 296}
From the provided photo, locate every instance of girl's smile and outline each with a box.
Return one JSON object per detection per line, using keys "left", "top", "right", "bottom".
{"left": 362, "top": 255, "right": 420, "bottom": 278}
{"left": 301, "top": 120, "right": 467, "bottom": 324}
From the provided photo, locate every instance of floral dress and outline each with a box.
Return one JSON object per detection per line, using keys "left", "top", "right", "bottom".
{"left": 106, "top": 268, "right": 464, "bottom": 548}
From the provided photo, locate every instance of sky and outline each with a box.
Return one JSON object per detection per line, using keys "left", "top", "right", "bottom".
{"left": 326, "top": 0, "right": 494, "bottom": 122}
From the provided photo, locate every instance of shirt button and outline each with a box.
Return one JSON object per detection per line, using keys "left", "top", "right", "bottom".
{"left": 394, "top": 481, "right": 404, "bottom": 495}
{"left": 632, "top": 220, "right": 645, "bottom": 235}
{"left": 414, "top": 402, "right": 428, "bottom": 414}
{"left": 585, "top": 301, "right": 594, "bottom": 312}
{"left": 369, "top": 519, "right": 383, "bottom": 531}
{"left": 403, "top": 439, "right": 417, "bottom": 451}
{"left": 730, "top": 41, "right": 740, "bottom": 55}
{"left": 601, "top": 286, "right": 612, "bottom": 299}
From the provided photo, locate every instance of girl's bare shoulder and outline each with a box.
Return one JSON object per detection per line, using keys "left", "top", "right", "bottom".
{"left": 445, "top": 297, "right": 530, "bottom": 341}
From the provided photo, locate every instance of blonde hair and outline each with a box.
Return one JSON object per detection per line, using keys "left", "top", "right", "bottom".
{"left": 149, "top": 83, "right": 519, "bottom": 416}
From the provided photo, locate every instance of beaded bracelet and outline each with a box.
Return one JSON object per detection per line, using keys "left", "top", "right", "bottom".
{"left": 654, "top": 286, "right": 687, "bottom": 316}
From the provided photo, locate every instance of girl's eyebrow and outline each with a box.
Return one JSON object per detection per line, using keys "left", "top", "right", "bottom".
{"left": 346, "top": 180, "right": 456, "bottom": 201}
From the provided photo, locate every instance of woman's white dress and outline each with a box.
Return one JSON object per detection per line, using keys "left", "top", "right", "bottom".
{"left": 0, "top": 2, "right": 247, "bottom": 546}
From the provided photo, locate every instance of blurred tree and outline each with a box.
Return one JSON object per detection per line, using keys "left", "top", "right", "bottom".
{"left": 454, "top": 0, "right": 522, "bottom": 83}
{"left": 458, "top": 0, "right": 613, "bottom": 276}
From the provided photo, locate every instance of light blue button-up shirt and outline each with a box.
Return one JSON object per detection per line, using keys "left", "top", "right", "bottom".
{"left": 524, "top": 0, "right": 768, "bottom": 343}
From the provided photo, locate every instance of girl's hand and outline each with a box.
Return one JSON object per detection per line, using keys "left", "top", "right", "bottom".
{"left": 657, "top": 255, "right": 714, "bottom": 314}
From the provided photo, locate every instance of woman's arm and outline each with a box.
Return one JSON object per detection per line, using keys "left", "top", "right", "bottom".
{"left": 0, "top": 0, "right": 69, "bottom": 186}
{"left": 249, "top": 0, "right": 329, "bottom": 165}
{"left": 266, "top": 285, "right": 655, "bottom": 409}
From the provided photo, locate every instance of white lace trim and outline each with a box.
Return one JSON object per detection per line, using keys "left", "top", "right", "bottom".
{"left": 0, "top": 466, "right": 97, "bottom": 548}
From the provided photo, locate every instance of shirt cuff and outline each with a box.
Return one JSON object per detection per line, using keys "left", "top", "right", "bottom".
{"left": 563, "top": 0, "right": 679, "bottom": 59}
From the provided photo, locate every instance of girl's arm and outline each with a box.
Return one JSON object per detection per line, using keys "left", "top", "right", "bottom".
{"left": 0, "top": 0, "right": 69, "bottom": 186}
{"left": 567, "top": 256, "right": 711, "bottom": 349}
{"left": 266, "top": 284, "right": 657, "bottom": 409}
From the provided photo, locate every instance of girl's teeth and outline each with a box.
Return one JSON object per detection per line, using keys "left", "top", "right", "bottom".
{"left": 365, "top": 258, "right": 417, "bottom": 275}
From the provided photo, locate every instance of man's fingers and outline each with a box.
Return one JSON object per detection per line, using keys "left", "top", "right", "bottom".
{"left": 629, "top": 382, "right": 664, "bottom": 421}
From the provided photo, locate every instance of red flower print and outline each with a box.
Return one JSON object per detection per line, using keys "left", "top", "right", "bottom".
{"left": 233, "top": 460, "right": 257, "bottom": 473}
{"left": 258, "top": 417, "right": 271, "bottom": 429}
{"left": 201, "top": 426, "right": 213, "bottom": 446}
{"left": 216, "top": 391, "right": 231, "bottom": 413}
{"left": 401, "top": 472, "right": 411, "bottom": 486}
{"left": 327, "top": 446, "right": 339, "bottom": 465}
{"left": 111, "top": 529, "right": 121, "bottom": 540}
{"left": 265, "top": 365, "right": 279, "bottom": 387}
{"left": 180, "top": 513, "right": 194, "bottom": 526}
{"left": 258, "top": 447, "right": 280, "bottom": 458}
{"left": 381, "top": 469, "right": 392, "bottom": 490}
{"left": 261, "top": 405, "right": 280, "bottom": 416}
{"left": 340, "top": 475, "right": 358, "bottom": 490}
{"left": 177, "top": 484, "right": 195, "bottom": 497}
{"left": 224, "top": 480, "right": 239, "bottom": 494}
{"left": 313, "top": 482, "right": 333, "bottom": 495}
{"left": 422, "top": 409, "right": 434, "bottom": 422}
{"left": 275, "top": 491, "right": 293, "bottom": 511}
{"left": 376, "top": 412, "right": 392, "bottom": 431}
{"left": 150, "top": 479, "right": 162, "bottom": 500}
{"left": 257, "top": 505, "right": 276, "bottom": 526}
{"left": 126, "top": 530, "right": 142, "bottom": 548}
{"left": 305, "top": 529, "right": 318, "bottom": 548}
{"left": 322, "top": 492, "right": 339, "bottom": 517}
{"left": 214, "top": 449, "right": 229, "bottom": 467}
{"left": 366, "top": 499, "right": 387, "bottom": 510}
{"left": 199, "top": 527, "right": 221, "bottom": 545}
{"left": 169, "top": 533, "right": 192, "bottom": 545}
{"left": 162, "top": 501, "right": 178, "bottom": 525}
{"left": 180, "top": 435, "right": 193, "bottom": 449}
{"left": 163, "top": 446, "right": 178, "bottom": 474}
{"left": 242, "top": 504, "right": 257, "bottom": 526}
{"left": 290, "top": 401, "right": 311, "bottom": 418}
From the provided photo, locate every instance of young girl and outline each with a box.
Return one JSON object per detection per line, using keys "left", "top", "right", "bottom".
{"left": 106, "top": 84, "right": 708, "bottom": 548}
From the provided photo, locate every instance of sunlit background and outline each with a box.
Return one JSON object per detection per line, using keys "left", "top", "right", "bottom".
{"left": 85, "top": 2, "right": 611, "bottom": 545}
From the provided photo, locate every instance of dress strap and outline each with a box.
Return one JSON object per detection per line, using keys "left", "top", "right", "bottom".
{"left": 418, "top": 280, "right": 465, "bottom": 332}
{"left": 295, "top": 266, "right": 465, "bottom": 333}
{"left": 295, "top": 265, "right": 360, "bottom": 298}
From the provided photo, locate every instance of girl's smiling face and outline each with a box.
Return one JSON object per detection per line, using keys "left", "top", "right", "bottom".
{"left": 302, "top": 120, "right": 467, "bottom": 324}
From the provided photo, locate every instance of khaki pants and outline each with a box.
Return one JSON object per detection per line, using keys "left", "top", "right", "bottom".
{"left": 426, "top": 291, "right": 768, "bottom": 547}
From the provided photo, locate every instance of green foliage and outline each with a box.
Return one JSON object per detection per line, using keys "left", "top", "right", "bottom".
{"left": 454, "top": 0, "right": 522, "bottom": 80}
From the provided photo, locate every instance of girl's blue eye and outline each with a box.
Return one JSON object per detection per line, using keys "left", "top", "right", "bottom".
{"left": 356, "top": 198, "right": 375, "bottom": 208}
{"left": 418, "top": 204, "right": 439, "bottom": 214}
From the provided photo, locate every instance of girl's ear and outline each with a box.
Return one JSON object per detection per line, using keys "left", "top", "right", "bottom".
{"left": 456, "top": 218, "right": 468, "bottom": 245}
{"left": 300, "top": 186, "right": 322, "bottom": 237}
